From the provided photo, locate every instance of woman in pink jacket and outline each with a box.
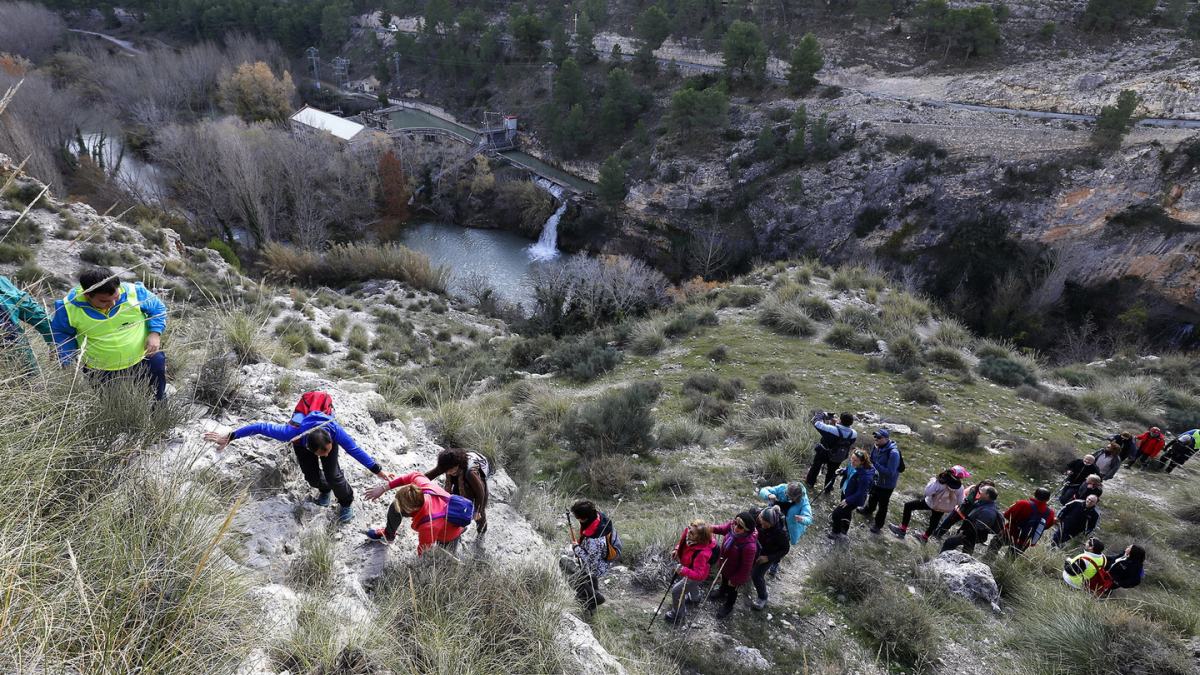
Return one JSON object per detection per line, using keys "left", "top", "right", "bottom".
{"left": 889, "top": 466, "right": 969, "bottom": 543}
{"left": 709, "top": 512, "right": 758, "bottom": 619}
{"left": 363, "top": 471, "right": 465, "bottom": 554}
{"left": 663, "top": 520, "right": 713, "bottom": 627}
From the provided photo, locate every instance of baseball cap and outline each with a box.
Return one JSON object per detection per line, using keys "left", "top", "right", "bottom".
{"left": 873, "top": 428, "right": 890, "bottom": 439}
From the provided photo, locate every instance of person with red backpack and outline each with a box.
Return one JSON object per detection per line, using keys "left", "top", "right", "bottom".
{"left": 663, "top": 520, "right": 714, "bottom": 627}
{"left": 998, "top": 487, "right": 1057, "bottom": 555}
{"left": 709, "top": 511, "right": 759, "bottom": 619}
{"left": 203, "top": 391, "right": 390, "bottom": 523}
{"left": 1062, "top": 537, "right": 1106, "bottom": 590}
{"left": 363, "top": 471, "right": 469, "bottom": 554}
{"left": 1099, "top": 544, "right": 1145, "bottom": 597}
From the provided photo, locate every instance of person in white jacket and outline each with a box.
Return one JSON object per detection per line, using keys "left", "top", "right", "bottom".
{"left": 889, "top": 465, "right": 969, "bottom": 543}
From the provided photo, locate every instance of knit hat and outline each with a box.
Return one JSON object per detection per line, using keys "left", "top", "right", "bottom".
{"left": 786, "top": 482, "right": 806, "bottom": 503}
{"left": 393, "top": 484, "right": 424, "bottom": 515}
{"left": 758, "top": 505, "right": 782, "bottom": 528}
{"left": 735, "top": 511, "right": 758, "bottom": 533}
{"left": 950, "top": 465, "right": 971, "bottom": 480}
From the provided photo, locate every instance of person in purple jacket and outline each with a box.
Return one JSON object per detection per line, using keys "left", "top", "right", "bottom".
{"left": 829, "top": 449, "right": 876, "bottom": 543}
{"left": 709, "top": 511, "right": 758, "bottom": 619}
{"left": 203, "top": 411, "right": 391, "bottom": 523}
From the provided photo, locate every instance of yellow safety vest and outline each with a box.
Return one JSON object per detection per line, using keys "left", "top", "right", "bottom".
{"left": 63, "top": 283, "right": 148, "bottom": 371}
{"left": 1063, "top": 551, "right": 1106, "bottom": 589}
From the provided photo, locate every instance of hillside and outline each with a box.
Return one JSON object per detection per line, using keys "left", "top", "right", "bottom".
{"left": 2, "top": 155, "right": 1197, "bottom": 674}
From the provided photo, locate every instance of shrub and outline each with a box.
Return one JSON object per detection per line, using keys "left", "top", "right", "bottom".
{"left": 347, "top": 325, "right": 370, "bottom": 352}
{"left": 630, "top": 320, "right": 667, "bottom": 355}
{"left": 855, "top": 590, "right": 938, "bottom": 668}
{"left": 1010, "top": 439, "right": 1076, "bottom": 479}
{"left": 706, "top": 344, "right": 729, "bottom": 363}
{"left": 192, "top": 351, "right": 243, "bottom": 411}
{"left": 654, "top": 466, "right": 696, "bottom": 494}
{"left": 743, "top": 416, "right": 794, "bottom": 449}
{"left": 1175, "top": 488, "right": 1200, "bottom": 525}
{"left": 941, "top": 423, "right": 981, "bottom": 451}
{"left": 429, "top": 400, "right": 471, "bottom": 447}
{"left": 1052, "top": 365, "right": 1100, "bottom": 388}
{"left": 797, "top": 295, "right": 834, "bottom": 321}
{"left": 683, "top": 393, "right": 730, "bottom": 426}
{"left": 656, "top": 419, "right": 709, "bottom": 450}
{"left": 759, "top": 299, "right": 816, "bottom": 337}
{"left": 718, "top": 286, "right": 763, "bottom": 308}
{"left": 263, "top": 242, "right": 449, "bottom": 293}
{"left": 978, "top": 355, "right": 1037, "bottom": 387}
{"left": 754, "top": 446, "right": 798, "bottom": 483}
{"left": 561, "top": 381, "right": 662, "bottom": 458}
{"left": 0, "top": 242, "right": 33, "bottom": 263}
{"left": 205, "top": 238, "right": 242, "bottom": 271}
{"left": 327, "top": 312, "right": 349, "bottom": 341}
{"left": 824, "top": 322, "right": 878, "bottom": 353}
{"left": 926, "top": 346, "right": 967, "bottom": 371}
{"left": 286, "top": 529, "right": 335, "bottom": 590}
{"left": 838, "top": 305, "right": 880, "bottom": 331}
{"left": 544, "top": 335, "right": 622, "bottom": 382}
{"left": 930, "top": 319, "right": 973, "bottom": 350}
{"left": 880, "top": 291, "right": 932, "bottom": 325}
{"left": 897, "top": 379, "right": 939, "bottom": 405}
{"left": 759, "top": 372, "right": 796, "bottom": 395}
{"left": 748, "top": 395, "right": 797, "bottom": 419}
{"left": 809, "top": 551, "right": 881, "bottom": 601}
{"left": 507, "top": 335, "right": 556, "bottom": 369}
{"left": 683, "top": 374, "right": 742, "bottom": 401}
{"left": 663, "top": 307, "right": 718, "bottom": 338}
{"left": 884, "top": 334, "right": 922, "bottom": 372}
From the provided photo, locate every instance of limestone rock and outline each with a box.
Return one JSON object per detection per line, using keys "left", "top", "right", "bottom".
{"left": 920, "top": 551, "right": 1001, "bottom": 612}
{"left": 558, "top": 613, "right": 628, "bottom": 675}
{"left": 727, "top": 645, "right": 771, "bottom": 672}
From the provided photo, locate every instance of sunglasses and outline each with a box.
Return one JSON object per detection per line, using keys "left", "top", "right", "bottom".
{"left": 733, "top": 521, "right": 748, "bottom": 530}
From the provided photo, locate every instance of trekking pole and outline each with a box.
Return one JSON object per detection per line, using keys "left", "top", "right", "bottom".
{"left": 645, "top": 570, "right": 679, "bottom": 631}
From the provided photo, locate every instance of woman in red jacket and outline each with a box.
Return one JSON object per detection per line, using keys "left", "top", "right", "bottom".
{"left": 709, "top": 512, "right": 758, "bottom": 619}
{"left": 363, "top": 471, "right": 465, "bottom": 554}
{"left": 664, "top": 520, "right": 713, "bottom": 627}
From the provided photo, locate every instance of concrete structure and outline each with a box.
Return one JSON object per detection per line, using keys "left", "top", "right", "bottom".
{"left": 289, "top": 106, "right": 369, "bottom": 144}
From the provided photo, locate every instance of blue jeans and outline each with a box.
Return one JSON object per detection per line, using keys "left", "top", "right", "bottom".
{"left": 87, "top": 351, "right": 167, "bottom": 400}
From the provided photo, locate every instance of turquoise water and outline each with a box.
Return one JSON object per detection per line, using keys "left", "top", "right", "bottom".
{"left": 398, "top": 222, "right": 544, "bottom": 308}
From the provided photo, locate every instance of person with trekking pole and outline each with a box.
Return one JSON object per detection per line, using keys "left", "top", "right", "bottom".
{"left": 363, "top": 470, "right": 471, "bottom": 554}
{"left": 558, "top": 500, "right": 619, "bottom": 613}
{"left": 1126, "top": 427, "right": 1165, "bottom": 469}
{"left": 805, "top": 411, "right": 857, "bottom": 496}
{"left": 658, "top": 519, "right": 714, "bottom": 627}
{"left": 931, "top": 478, "right": 996, "bottom": 539}
{"left": 828, "top": 449, "right": 875, "bottom": 543}
{"left": 203, "top": 392, "right": 391, "bottom": 523}
{"left": 1051, "top": 494, "right": 1100, "bottom": 549}
{"left": 757, "top": 481, "right": 812, "bottom": 575}
{"left": 1062, "top": 454, "right": 1099, "bottom": 489}
{"left": 709, "top": 512, "right": 758, "bottom": 619}
{"left": 1162, "top": 431, "right": 1198, "bottom": 473}
{"left": 750, "top": 506, "right": 790, "bottom": 611}
{"left": 890, "top": 465, "right": 968, "bottom": 543}
{"left": 857, "top": 429, "right": 900, "bottom": 535}
{"left": 940, "top": 485, "right": 1002, "bottom": 555}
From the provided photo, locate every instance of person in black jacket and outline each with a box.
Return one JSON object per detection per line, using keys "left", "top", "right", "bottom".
{"left": 1103, "top": 544, "right": 1145, "bottom": 595}
{"left": 1110, "top": 432, "right": 1137, "bottom": 463}
{"left": 805, "top": 412, "right": 857, "bottom": 495}
{"left": 1063, "top": 454, "right": 1099, "bottom": 486}
{"left": 750, "top": 505, "right": 790, "bottom": 610}
{"left": 940, "top": 485, "right": 1002, "bottom": 554}
{"left": 1052, "top": 494, "right": 1100, "bottom": 548}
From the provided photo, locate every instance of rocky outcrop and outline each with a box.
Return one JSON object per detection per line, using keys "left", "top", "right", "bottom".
{"left": 920, "top": 551, "right": 1002, "bottom": 612}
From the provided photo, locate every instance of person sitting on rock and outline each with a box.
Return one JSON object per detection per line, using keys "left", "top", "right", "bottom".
{"left": 1062, "top": 537, "right": 1106, "bottom": 590}
{"left": 1052, "top": 494, "right": 1100, "bottom": 549}
{"left": 364, "top": 471, "right": 466, "bottom": 554}
{"left": 1100, "top": 544, "right": 1145, "bottom": 596}
{"left": 757, "top": 481, "right": 813, "bottom": 573}
{"left": 425, "top": 448, "right": 489, "bottom": 535}
{"left": 890, "top": 465, "right": 969, "bottom": 543}
{"left": 997, "top": 487, "right": 1057, "bottom": 554}
{"left": 664, "top": 519, "right": 714, "bottom": 627}
{"left": 556, "top": 500, "right": 618, "bottom": 613}
{"left": 709, "top": 511, "right": 758, "bottom": 619}
{"left": 805, "top": 411, "right": 857, "bottom": 495}
{"left": 1062, "top": 454, "right": 1099, "bottom": 488}
{"left": 829, "top": 449, "right": 875, "bottom": 543}
{"left": 0, "top": 274, "right": 54, "bottom": 375}
{"left": 204, "top": 410, "right": 390, "bottom": 523}
{"left": 940, "top": 485, "right": 1002, "bottom": 555}
{"left": 931, "top": 478, "right": 996, "bottom": 539}
{"left": 1093, "top": 440, "right": 1122, "bottom": 480}
{"left": 1162, "top": 431, "right": 1198, "bottom": 473}
{"left": 750, "top": 506, "right": 790, "bottom": 611}
{"left": 1126, "top": 427, "right": 1166, "bottom": 469}
{"left": 51, "top": 266, "right": 168, "bottom": 400}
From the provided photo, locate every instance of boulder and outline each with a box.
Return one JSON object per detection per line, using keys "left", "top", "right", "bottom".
{"left": 727, "top": 646, "right": 771, "bottom": 672}
{"left": 920, "top": 551, "right": 1001, "bottom": 612}
{"left": 558, "top": 612, "right": 628, "bottom": 675}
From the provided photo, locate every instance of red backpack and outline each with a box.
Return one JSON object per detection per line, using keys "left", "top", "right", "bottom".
{"left": 1086, "top": 563, "right": 1116, "bottom": 597}
{"left": 291, "top": 391, "right": 333, "bottom": 426}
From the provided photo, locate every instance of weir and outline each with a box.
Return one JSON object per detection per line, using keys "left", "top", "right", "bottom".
{"left": 529, "top": 179, "right": 567, "bottom": 261}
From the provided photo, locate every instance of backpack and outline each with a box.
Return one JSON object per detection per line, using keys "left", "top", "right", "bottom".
{"left": 896, "top": 448, "right": 906, "bottom": 474}
{"left": 418, "top": 491, "right": 475, "bottom": 528}
{"left": 292, "top": 391, "right": 333, "bottom": 425}
{"left": 1086, "top": 563, "right": 1115, "bottom": 597}
{"left": 827, "top": 426, "right": 855, "bottom": 464}
{"left": 468, "top": 451, "right": 492, "bottom": 479}
{"left": 1018, "top": 502, "right": 1050, "bottom": 545}
{"left": 604, "top": 522, "right": 623, "bottom": 562}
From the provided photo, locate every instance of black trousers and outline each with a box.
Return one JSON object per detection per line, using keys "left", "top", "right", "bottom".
{"left": 293, "top": 444, "right": 353, "bottom": 506}
{"left": 932, "top": 509, "right": 963, "bottom": 537}
{"left": 712, "top": 579, "right": 740, "bottom": 614}
{"left": 941, "top": 527, "right": 982, "bottom": 554}
{"left": 751, "top": 561, "right": 774, "bottom": 600}
{"left": 900, "top": 499, "right": 944, "bottom": 537}
{"left": 805, "top": 446, "right": 841, "bottom": 492}
{"left": 831, "top": 503, "right": 856, "bottom": 535}
{"left": 860, "top": 486, "right": 894, "bottom": 530}
{"left": 86, "top": 351, "right": 168, "bottom": 401}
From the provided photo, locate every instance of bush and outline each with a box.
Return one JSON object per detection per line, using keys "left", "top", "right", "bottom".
{"left": 759, "top": 372, "right": 796, "bottom": 395}
{"left": 286, "top": 529, "right": 335, "bottom": 590}
{"left": 544, "top": 335, "right": 622, "bottom": 381}
{"left": 748, "top": 395, "right": 797, "bottom": 419}
{"left": 205, "top": 238, "right": 242, "bottom": 271}
{"left": 759, "top": 299, "right": 816, "bottom": 337}
{"left": 1052, "top": 365, "right": 1100, "bottom": 388}
{"left": 507, "top": 335, "right": 556, "bottom": 369}
{"left": 654, "top": 466, "right": 696, "bottom": 494}
{"left": 683, "top": 373, "right": 742, "bottom": 401}
{"left": 1010, "top": 439, "right": 1076, "bottom": 479}
{"left": 855, "top": 590, "right": 938, "bottom": 668}
{"left": 838, "top": 305, "right": 880, "bottom": 331}
{"left": 718, "top": 286, "right": 763, "bottom": 308}
{"left": 978, "top": 355, "right": 1037, "bottom": 387}
{"left": 897, "top": 379, "right": 939, "bottom": 405}
{"left": 743, "top": 416, "right": 794, "bottom": 450}
{"left": 940, "top": 423, "right": 981, "bottom": 451}
{"left": 192, "top": 351, "right": 243, "bottom": 411}
{"left": 809, "top": 551, "right": 881, "bottom": 602}
{"left": 683, "top": 393, "right": 730, "bottom": 426}
{"left": 930, "top": 319, "right": 973, "bottom": 350}
{"left": 630, "top": 320, "right": 666, "bottom": 355}
{"left": 663, "top": 307, "right": 718, "bottom": 338}
{"left": 1175, "top": 488, "right": 1200, "bottom": 525}
{"left": 706, "top": 345, "right": 729, "bottom": 363}
{"left": 880, "top": 291, "right": 932, "bottom": 325}
{"left": 797, "top": 295, "right": 834, "bottom": 321}
{"left": 656, "top": 419, "right": 709, "bottom": 450}
{"left": 884, "top": 334, "right": 922, "bottom": 372}
{"left": 754, "top": 446, "right": 798, "bottom": 484}
{"left": 263, "top": 242, "right": 449, "bottom": 293}
{"left": 347, "top": 325, "right": 370, "bottom": 352}
{"left": 926, "top": 346, "right": 967, "bottom": 371}
{"left": 562, "top": 381, "right": 662, "bottom": 458}
{"left": 824, "top": 322, "right": 878, "bottom": 353}
{"left": 0, "top": 242, "right": 33, "bottom": 263}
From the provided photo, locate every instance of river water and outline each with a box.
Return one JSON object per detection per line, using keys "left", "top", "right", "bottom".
{"left": 398, "top": 222, "right": 545, "bottom": 308}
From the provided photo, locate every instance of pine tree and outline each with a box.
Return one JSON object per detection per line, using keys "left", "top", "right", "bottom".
{"left": 597, "top": 155, "right": 627, "bottom": 207}
{"left": 810, "top": 114, "right": 834, "bottom": 160}
{"left": 636, "top": 6, "right": 672, "bottom": 50}
{"left": 1091, "top": 89, "right": 1140, "bottom": 153}
{"left": 599, "top": 68, "right": 640, "bottom": 134}
{"left": 554, "top": 58, "right": 586, "bottom": 110}
{"left": 722, "top": 20, "right": 767, "bottom": 82}
{"left": 576, "top": 14, "right": 598, "bottom": 64}
{"left": 551, "top": 25, "right": 571, "bottom": 65}
{"left": 787, "top": 33, "right": 823, "bottom": 94}
{"left": 787, "top": 105, "right": 808, "bottom": 163}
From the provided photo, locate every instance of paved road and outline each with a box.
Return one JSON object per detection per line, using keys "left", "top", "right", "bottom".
{"left": 67, "top": 29, "right": 144, "bottom": 55}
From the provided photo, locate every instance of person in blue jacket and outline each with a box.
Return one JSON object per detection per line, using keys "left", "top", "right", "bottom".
{"left": 857, "top": 429, "right": 901, "bottom": 534}
{"left": 204, "top": 411, "right": 391, "bottom": 523}
{"left": 0, "top": 274, "right": 54, "bottom": 374}
{"left": 757, "top": 482, "right": 813, "bottom": 575}
{"left": 829, "top": 449, "right": 875, "bottom": 542}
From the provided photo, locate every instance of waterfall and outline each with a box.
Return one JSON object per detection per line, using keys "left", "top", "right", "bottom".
{"left": 528, "top": 179, "right": 566, "bottom": 261}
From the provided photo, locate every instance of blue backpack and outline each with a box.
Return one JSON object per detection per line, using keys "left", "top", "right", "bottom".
{"left": 419, "top": 492, "right": 476, "bottom": 528}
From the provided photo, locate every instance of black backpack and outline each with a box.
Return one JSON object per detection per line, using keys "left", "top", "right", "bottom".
{"left": 896, "top": 447, "right": 906, "bottom": 474}
{"left": 827, "top": 426, "right": 856, "bottom": 464}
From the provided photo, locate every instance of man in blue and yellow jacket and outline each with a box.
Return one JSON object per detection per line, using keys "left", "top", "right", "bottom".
{"left": 50, "top": 267, "right": 168, "bottom": 400}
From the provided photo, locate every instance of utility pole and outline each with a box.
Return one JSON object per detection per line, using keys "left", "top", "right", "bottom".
{"left": 392, "top": 51, "right": 401, "bottom": 84}
{"left": 305, "top": 46, "right": 320, "bottom": 89}
{"left": 332, "top": 56, "right": 350, "bottom": 88}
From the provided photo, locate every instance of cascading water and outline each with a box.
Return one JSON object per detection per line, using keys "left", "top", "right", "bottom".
{"left": 528, "top": 179, "right": 566, "bottom": 261}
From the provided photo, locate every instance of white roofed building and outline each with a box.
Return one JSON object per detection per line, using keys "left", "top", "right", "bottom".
{"left": 289, "top": 106, "right": 368, "bottom": 144}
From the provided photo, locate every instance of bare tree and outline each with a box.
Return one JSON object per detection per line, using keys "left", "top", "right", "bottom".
{"left": 0, "top": 71, "right": 98, "bottom": 192}
{"left": 686, "top": 222, "right": 734, "bottom": 279}
{"left": 0, "top": 2, "right": 65, "bottom": 62}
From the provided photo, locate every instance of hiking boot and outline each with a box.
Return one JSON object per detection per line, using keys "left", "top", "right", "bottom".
{"left": 364, "top": 527, "right": 393, "bottom": 545}
{"left": 313, "top": 491, "right": 332, "bottom": 507}
{"left": 826, "top": 532, "right": 839, "bottom": 541}
{"left": 594, "top": 593, "right": 606, "bottom": 607}
{"left": 914, "top": 533, "right": 930, "bottom": 544}
{"left": 337, "top": 505, "right": 354, "bottom": 523}
{"left": 888, "top": 524, "right": 907, "bottom": 539}
{"left": 869, "top": 526, "right": 882, "bottom": 535}
{"left": 664, "top": 610, "right": 679, "bottom": 624}
{"left": 855, "top": 507, "right": 868, "bottom": 517}
{"left": 751, "top": 597, "right": 767, "bottom": 611}
{"left": 767, "top": 563, "right": 779, "bottom": 579}
{"left": 833, "top": 534, "right": 850, "bottom": 546}
{"left": 715, "top": 605, "right": 733, "bottom": 619}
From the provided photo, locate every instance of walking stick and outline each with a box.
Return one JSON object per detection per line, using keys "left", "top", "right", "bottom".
{"left": 645, "top": 571, "right": 679, "bottom": 631}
